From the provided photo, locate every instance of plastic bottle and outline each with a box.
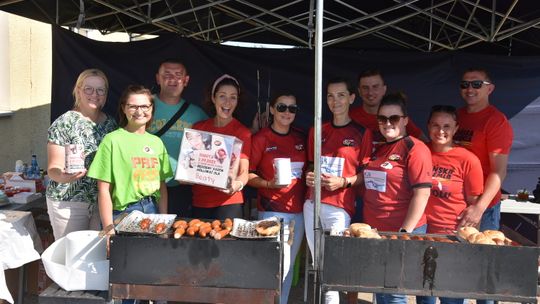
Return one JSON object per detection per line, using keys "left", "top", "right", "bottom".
{"left": 30, "top": 154, "right": 39, "bottom": 179}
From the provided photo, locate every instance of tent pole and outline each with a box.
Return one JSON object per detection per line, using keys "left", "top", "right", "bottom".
{"left": 313, "top": 0, "right": 324, "bottom": 303}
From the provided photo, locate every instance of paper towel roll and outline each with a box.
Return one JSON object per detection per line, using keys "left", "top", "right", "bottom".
{"left": 274, "top": 158, "right": 292, "bottom": 186}
{"left": 65, "top": 230, "right": 106, "bottom": 267}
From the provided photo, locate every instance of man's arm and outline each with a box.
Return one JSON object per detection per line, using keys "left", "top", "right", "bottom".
{"left": 458, "top": 153, "right": 508, "bottom": 227}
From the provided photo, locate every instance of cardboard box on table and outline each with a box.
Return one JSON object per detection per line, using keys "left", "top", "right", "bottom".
{"left": 175, "top": 128, "right": 243, "bottom": 189}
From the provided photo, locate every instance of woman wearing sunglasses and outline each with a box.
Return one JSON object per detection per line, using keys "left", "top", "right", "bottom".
{"left": 362, "top": 92, "right": 432, "bottom": 304}
{"left": 46, "top": 69, "right": 117, "bottom": 240}
{"left": 248, "top": 91, "right": 306, "bottom": 304}
{"left": 190, "top": 74, "right": 251, "bottom": 220}
{"left": 304, "top": 77, "right": 370, "bottom": 304}
{"left": 88, "top": 85, "right": 172, "bottom": 239}
{"left": 418, "top": 105, "right": 484, "bottom": 304}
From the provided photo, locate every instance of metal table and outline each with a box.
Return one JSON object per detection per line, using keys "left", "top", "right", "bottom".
{"left": 501, "top": 198, "right": 540, "bottom": 245}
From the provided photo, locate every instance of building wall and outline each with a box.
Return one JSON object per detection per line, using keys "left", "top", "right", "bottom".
{"left": 0, "top": 11, "right": 51, "bottom": 173}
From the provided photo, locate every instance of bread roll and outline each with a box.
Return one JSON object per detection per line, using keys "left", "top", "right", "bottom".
{"left": 467, "top": 232, "right": 487, "bottom": 243}
{"left": 458, "top": 226, "right": 479, "bottom": 240}
{"left": 350, "top": 223, "right": 371, "bottom": 231}
{"left": 356, "top": 229, "right": 381, "bottom": 239}
{"left": 256, "top": 220, "right": 280, "bottom": 236}
{"left": 349, "top": 223, "right": 372, "bottom": 237}
{"left": 483, "top": 230, "right": 505, "bottom": 242}
{"left": 475, "top": 237, "right": 496, "bottom": 245}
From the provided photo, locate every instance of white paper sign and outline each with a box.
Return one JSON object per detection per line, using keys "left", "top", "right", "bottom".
{"left": 364, "top": 169, "right": 387, "bottom": 192}
{"left": 320, "top": 156, "right": 344, "bottom": 177}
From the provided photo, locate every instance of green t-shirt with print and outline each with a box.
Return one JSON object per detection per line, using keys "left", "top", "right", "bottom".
{"left": 88, "top": 128, "right": 173, "bottom": 211}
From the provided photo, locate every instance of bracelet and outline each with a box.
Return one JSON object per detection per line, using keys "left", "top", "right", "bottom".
{"left": 237, "top": 180, "right": 244, "bottom": 191}
{"left": 342, "top": 177, "right": 347, "bottom": 188}
{"left": 266, "top": 180, "right": 269, "bottom": 188}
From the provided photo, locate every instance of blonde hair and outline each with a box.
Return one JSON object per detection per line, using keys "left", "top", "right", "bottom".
{"left": 72, "top": 69, "right": 109, "bottom": 109}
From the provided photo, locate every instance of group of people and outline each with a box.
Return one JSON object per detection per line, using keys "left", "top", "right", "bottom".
{"left": 45, "top": 59, "right": 513, "bottom": 304}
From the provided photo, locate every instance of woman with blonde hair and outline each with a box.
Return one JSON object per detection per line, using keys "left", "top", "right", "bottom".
{"left": 46, "top": 68, "right": 117, "bottom": 240}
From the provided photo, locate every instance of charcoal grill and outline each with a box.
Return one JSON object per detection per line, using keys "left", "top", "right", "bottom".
{"left": 321, "top": 233, "right": 539, "bottom": 303}
{"left": 109, "top": 234, "right": 282, "bottom": 303}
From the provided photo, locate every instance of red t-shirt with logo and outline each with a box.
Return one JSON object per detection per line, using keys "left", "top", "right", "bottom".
{"left": 250, "top": 127, "right": 307, "bottom": 213}
{"left": 350, "top": 106, "right": 424, "bottom": 143}
{"left": 426, "top": 145, "right": 484, "bottom": 234}
{"left": 363, "top": 136, "right": 432, "bottom": 232}
{"left": 307, "top": 121, "right": 369, "bottom": 217}
{"left": 191, "top": 118, "right": 251, "bottom": 208}
{"left": 455, "top": 105, "right": 513, "bottom": 208}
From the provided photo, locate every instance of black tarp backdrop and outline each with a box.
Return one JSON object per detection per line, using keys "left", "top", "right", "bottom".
{"left": 52, "top": 25, "right": 540, "bottom": 133}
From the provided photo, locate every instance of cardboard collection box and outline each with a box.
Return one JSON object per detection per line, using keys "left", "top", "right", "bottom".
{"left": 175, "top": 128, "right": 243, "bottom": 189}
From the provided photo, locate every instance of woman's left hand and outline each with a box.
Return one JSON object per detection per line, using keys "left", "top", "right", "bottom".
{"left": 220, "top": 180, "right": 243, "bottom": 195}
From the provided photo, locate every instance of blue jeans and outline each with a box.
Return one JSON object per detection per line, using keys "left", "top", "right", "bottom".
{"left": 417, "top": 296, "right": 464, "bottom": 304}
{"left": 259, "top": 211, "right": 304, "bottom": 304}
{"left": 479, "top": 202, "right": 501, "bottom": 231}
{"left": 377, "top": 225, "right": 427, "bottom": 304}
{"left": 113, "top": 196, "right": 157, "bottom": 220}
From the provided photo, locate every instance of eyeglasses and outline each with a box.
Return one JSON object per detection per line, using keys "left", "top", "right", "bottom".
{"left": 82, "top": 86, "right": 107, "bottom": 96}
{"left": 460, "top": 80, "right": 491, "bottom": 89}
{"left": 275, "top": 103, "right": 298, "bottom": 114}
{"left": 377, "top": 114, "right": 406, "bottom": 125}
{"left": 126, "top": 104, "right": 152, "bottom": 112}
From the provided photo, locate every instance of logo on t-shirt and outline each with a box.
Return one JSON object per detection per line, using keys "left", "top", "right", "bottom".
{"left": 380, "top": 161, "right": 393, "bottom": 170}
{"left": 295, "top": 144, "right": 305, "bottom": 151}
{"left": 143, "top": 146, "right": 154, "bottom": 154}
{"left": 388, "top": 154, "right": 401, "bottom": 161}
{"left": 342, "top": 138, "right": 355, "bottom": 146}
{"left": 265, "top": 146, "right": 277, "bottom": 152}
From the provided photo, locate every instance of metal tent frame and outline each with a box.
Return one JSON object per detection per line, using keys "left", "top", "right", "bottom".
{"left": 3, "top": 1, "right": 540, "bottom": 303}
{"left": 2, "top": 1, "right": 540, "bottom": 55}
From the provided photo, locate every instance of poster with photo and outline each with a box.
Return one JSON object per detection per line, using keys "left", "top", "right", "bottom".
{"left": 175, "top": 128, "right": 243, "bottom": 189}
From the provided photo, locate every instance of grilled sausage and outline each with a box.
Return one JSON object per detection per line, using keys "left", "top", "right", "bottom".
{"left": 188, "top": 219, "right": 201, "bottom": 227}
{"left": 211, "top": 220, "right": 221, "bottom": 229}
{"left": 199, "top": 225, "right": 213, "bottom": 238}
{"left": 139, "top": 218, "right": 151, "bottom": 231}
{"left": 222, "top": 218, "right": 233, "bottom": 230}
{"left": 186, "top": 226, "right": 199, "bottom": 236}
{"left": 174, "top": 227, "right": 185, "bottom": 239}
{"left": 154, "top": 223, "right": 167, "bottom": 234}
{"left": 214, "top": 228, "right": 230, "bottom": 240}
{"left": 173, "top": 220, "right": 188, "bottom": 229}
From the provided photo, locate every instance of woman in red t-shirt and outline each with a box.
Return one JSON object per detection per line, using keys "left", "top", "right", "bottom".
{"left": 362, "top": 93, "right": 432, "bottom": 304}
{"left": 305, "top": 77, "right": 369, "bottom": 304}
{"left": 421, "top": 106, "right": 484, "bottom": 304}
{"left": 191, "top": 74, "right": 251, "bottom": 220}
{"left": 248, "top": 91, "right": 306, "bottom": 304}
{"left": 426, "top": 105, "right": 484, "bottom": 234}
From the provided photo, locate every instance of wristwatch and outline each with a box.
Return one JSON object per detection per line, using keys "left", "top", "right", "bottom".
{"left": 344, "top": 177, "right": 352, "bottom": 188}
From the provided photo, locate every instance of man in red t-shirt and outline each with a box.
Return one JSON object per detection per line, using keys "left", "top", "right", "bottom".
{"left": 454, "top": 68, "right": 513, "bottom": 232}
{"left": 350, "top": 69, "right": 427, "bottom": 142}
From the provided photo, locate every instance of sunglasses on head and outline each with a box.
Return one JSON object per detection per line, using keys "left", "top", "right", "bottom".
{"left": 275, "top": 103, "right": 298, "bottom": 113}
{"left": 377, "top": 114, "right": 406, "bottom": 125}
{"left": 460, "top": 80, "right": 491, "bottom": 89}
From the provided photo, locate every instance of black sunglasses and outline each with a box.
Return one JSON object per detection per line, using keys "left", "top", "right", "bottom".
{"left": 460, "top": 80, "right": 491, "bottom": 89}
{"left": 377, "top": 114, "right": 406, "bottom": 125}
{"left": 275, "top": 103, "right": 298, "bottom": 113}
